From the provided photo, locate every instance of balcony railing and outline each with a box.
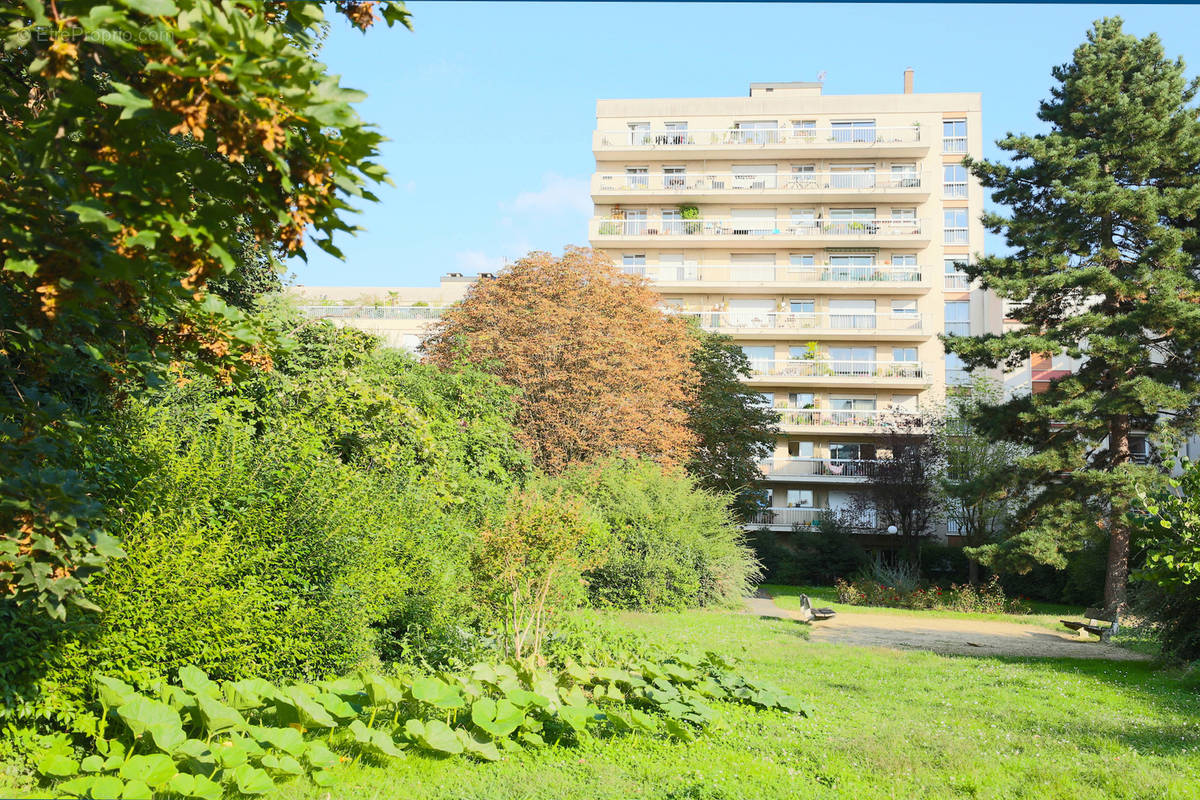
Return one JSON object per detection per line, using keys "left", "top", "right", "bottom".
{"left": 944, "top": 273, "right": 970, "bottom": 290}
{"left": 775, "top": 407, "right": 922, "bottom": 428}
{"left": 595, "top": 171, "right": 923, "bottom": 193}
{"left": 943, "top": 136, "right": 968, "bottom": 153}
{"left": 671, "top": 311, "right": 927, "bottom": 334}
{"left": 761, "top": 457, "right": 884, "bottom": 478}
{"left": 749, "top": 359, "right": 928, "bottom": 379}
{"left": 621, "top": 264, "right": 924, "bottom": 283}
{"left": 597, "top": 126, "right": 923, "bottom": 148}
{"left": 297, "top": 305, "right": 445, "bottom": 320}
{"left": 944, "top": 228, "right": 969, "bottom": 244}
{"left": 749, "top": 507, "right": 879, "bottom": 528}
{"left": 592, "top": 217, "right": 925, "bottom": 238}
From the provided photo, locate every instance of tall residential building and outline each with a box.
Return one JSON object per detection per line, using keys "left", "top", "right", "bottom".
{"left": 588, "top": 74, "right": 1000, "bottom": 540}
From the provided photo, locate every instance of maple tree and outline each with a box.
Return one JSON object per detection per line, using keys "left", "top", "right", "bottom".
{"left": 424, "top": 248, "right": 698, "bottom": 473}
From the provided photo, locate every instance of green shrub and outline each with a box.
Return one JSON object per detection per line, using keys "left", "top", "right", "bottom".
{"left": 1, "top": 317, "right": 531, "bottom": 727}
{"left": 554, "top": 459, "right": 760, "bottom": 610}
{"left": 835, "top": 575, "right": 1030, "bottom": 614}
{"left": 748, "top": 519, "right": 868, "bottom": 585}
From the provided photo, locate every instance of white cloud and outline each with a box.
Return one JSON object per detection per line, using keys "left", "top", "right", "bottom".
{"left": 504, "top": 173, "right": 591, "bottom": 216}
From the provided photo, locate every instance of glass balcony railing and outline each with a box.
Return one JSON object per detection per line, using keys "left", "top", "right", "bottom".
{"left": 596, "top": 126, "right": 924, "bottom": 148}
{"left": 591, "top": 217, "right": 926, "bottom": 238}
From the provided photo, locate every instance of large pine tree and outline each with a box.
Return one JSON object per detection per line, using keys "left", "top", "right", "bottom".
{"left": 948, "top": 18, "right": 1200, "bottom": 610}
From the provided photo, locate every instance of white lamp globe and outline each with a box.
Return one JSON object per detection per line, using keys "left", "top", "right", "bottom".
{"left": 887, "top": 525, "right": 898, "bottom": 535}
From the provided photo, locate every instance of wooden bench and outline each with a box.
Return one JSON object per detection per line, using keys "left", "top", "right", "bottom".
{"left": 1060, "top": 608, "right": 1120, "bottom": 642}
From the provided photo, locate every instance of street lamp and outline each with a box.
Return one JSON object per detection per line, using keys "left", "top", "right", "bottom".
{"left": 887, "top": 525, "right": 898, "bottom": 535}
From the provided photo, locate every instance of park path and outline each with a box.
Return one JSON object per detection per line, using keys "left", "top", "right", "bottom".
{"left": 745, "top": 593, "right": 1149, "bottom": 661}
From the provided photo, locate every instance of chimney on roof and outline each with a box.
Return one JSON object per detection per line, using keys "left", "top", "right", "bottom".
{"left": 903, "top": 68, "right": 914, "bottom": 94}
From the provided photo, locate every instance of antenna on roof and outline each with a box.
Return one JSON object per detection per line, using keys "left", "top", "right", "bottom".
{"left": 817, "top": 71, "right": 827, "bottom": 83}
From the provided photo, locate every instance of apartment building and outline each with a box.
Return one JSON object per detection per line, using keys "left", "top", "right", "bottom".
{"left": 587, "top": 74, "right": 1000, "bottom": 538}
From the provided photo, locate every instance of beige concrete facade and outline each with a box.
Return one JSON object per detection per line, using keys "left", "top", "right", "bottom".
{"left": 588, "top": 79, "right": 1000, "bottom": 533}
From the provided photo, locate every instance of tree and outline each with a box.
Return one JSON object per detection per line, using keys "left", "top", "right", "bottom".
{"left": 0, "top": 1, "right": 409, "bottom": 619}
{"left": 424, "top": 248, "right": 697, "bottom": 473}
{"left": 946, "top": 17, "right": 1200, "bottom": 611}
{"left": 850, "top": 415, "right": 942, "bottom": 567}
{"left": 684, "top": 328, "right": 779, "bottom": 521}
{"left": 934, "top": 377, "right": 1028, "bottom": 584}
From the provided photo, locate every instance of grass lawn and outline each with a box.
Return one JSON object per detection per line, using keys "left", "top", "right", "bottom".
{"left": 763, "top": 584, "right": 1161, "bottom": 654}
{"left": 267, "top": 608, "right": 1198, "bottom": 800}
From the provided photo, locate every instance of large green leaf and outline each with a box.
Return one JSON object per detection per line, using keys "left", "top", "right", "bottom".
{"left": 95, "top": 675, "right": 136, "bottom": 708}
{"left": 260, "top": 753, "right": 304, "bottom": 775}
{"left": 456, "top": 729, "right": 501, "bottom": 762}
{"left": 358, "top": 672, "right": 403, "bottom": 706}
{"left": 54, "top": 775, "right": 97, "bottom": 798}
{"left": 315, "top": 692, "right": 358, "bottom": 721}
{"left": 232, "top": 764, "right": 275, "bottom": 795}
{"left": 410, "top": 677, "right": 464, "bottom": 710}
{"left": 177, "top": 666, "right": 220, "bottom": 699}
{"left": 114, "top": 696, "right": 186, "bottom": 753}
{"left": 36, "top": 752, "right": 78, "bottom": 777}
{"left": 247, "top": 725, "right": 306, "bottom": 758}
{"left": 118, "top": 753, "right": 176, "bottom": 787}
{"left": 348, "top": 719, "right": 405, "bottom": 759}
{"left": 224, "top": 678, "right": 276, "bottom": 710}
{"left": 556, "top": 704, "right": 597, "bottom": 735}
{"left": 195, "top": 693, "right": 246, "bottom": 734}
{"left": 403, "top": 719, "right": 463, "bottom": 754}
{"left": 304, "top": 741, "right": 338, "bottom": 770}
{"left": 120, "top": 779, "right": 153, "bottom": 799}
{"left": 470, "top": 697, "right": 524, "bottom": 738}
{"left": 275, "top": 685, "right": 336, "bottom": 729}
{"left": 90, "top": 776, "right": 125, "bottom": 799}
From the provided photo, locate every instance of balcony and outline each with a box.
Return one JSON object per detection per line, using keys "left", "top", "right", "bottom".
{"left": 748, "top": 506, "right": 879, "bottom": 530}
{"left": 592, "top": 171, "right": 926, "bottom": 203}
{"left": 621, "top": 263, "right": 929, "bottom": 294}
{"left": 746, "top": 359, "right": 931, "bottom": 387}
{"left": 594, "top": 126, "right": 928, "bottom": 159}
{"left": 670, "top": 311, "right": 930, "bottom": 340}
{"left": 943, "top": 272, "right": 970, "bottom": 290}
{"left": 590, "top": 217, "right": 928, "bottom": 247}
{"left": 775, "top": 407, "right": 924, "bottom": 434}
{"left": 298, "top": 305, "right": 445, "bottom": 321}
{"left": 760, "top": 457, "right": 883, "bottom": 481}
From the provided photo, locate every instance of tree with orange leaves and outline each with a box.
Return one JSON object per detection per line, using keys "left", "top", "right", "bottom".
{"left": 0, "top": 1, "right": 410, "bottom": 619}
{"left": 424, "top": 248, "right": 697, "bottom": 473}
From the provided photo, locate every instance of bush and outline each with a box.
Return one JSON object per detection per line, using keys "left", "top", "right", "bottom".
{"left": 835, "top": 575, "right": 1030, "bottom": 614}
{"left": 554, "top": 458, "right": 760, "bottom": 610}
{"left": 1, "top": 317, "right": 531, "bottom": 727}
{"left": 749, "top": 517, "right": 868, "bottom": 585}
{"left": 1130, "top": 462, "right": 1200, "bottom": 661}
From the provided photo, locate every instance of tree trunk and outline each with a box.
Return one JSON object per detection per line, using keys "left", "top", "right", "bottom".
{"left": 968, "top": 558, "right": 979, "bottom": 586}
{"left": 1103, "top": 414, "right": 1131, "bottom": 612}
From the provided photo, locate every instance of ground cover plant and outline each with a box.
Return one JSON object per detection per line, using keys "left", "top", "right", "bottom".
{"left": 23, "top": 652, "right": 805, "bottom": 800}
{"left": 834, "top": 575, "right": 1032, "bottom": 615}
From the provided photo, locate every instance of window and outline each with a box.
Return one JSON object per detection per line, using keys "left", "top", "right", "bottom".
{"left": 791, "top": 163, "right": 817, "bottom": 187}
{"left": 731, "top": 207, "right": 776, "bottom": 235}
{"left": 789, "top": 253, "right": 815, "bottom": 268}
{"left": 661, "top": 207, "right": 683, "bottom": 235}
{"left": 944, "top": 208, "right": 968, "bottom": 244}
{"left": 893, "top": 347, "right": 918, "bottom": 363}
{"left": 829, "top": 299, "right": 876, "bottom": 331}
{"left": 790, "top": 207, "right": 817, "bottom": 231}
{"left": 625, "top": 166, "right": 648, "bottom": 188}
{"left": 891, "top": 254, "right": 917, "bottom": 267}
{"left": 831, "top": 396, "right": 876, "bottom": 410}
{"left": 829, "top": 253, "right": 875, "bottom": 281}
{"left": 891, "top": 163, "right": 919, "bottom": 188}
{"left": 945, "top": 301, "right": 970, "bottom": 336}
{"left": 733, "top": 120, "right": 779, "bottom": 145}
{"left": 943, "top": 119, "right": 967, "bottom": 153}
{"left": 662, "top": 121, "right": 688, "bottom": 145}
{"left": 830, "top": 163, "right": 876, "bottom": 189}
{"left": 891, "top": 300, "right": 918, "bottom": 317}
{"left": 621, "top": 254, "right": 646, "bottom": 276}
{"left": 945, "top": 352, "right": 970, "bottom": 386}
{"left": 789, "top": 299, "right": 816, "bottom": 314}
{"left": 944, "top": 258, "right": 969, "bottom": 289}
{"left": 732, "top": 164, "right": 777, "bottom": 190}
{"left": 792, "top": 120, "right": 817, "bottom": 141}
{"left": 789, "top": 344, "right": 817, "bottom": 360}
{"left": 620, "top": 208, "right": 646, "bottom": 235}
{"left": 830, "top": 207, "right": 876, "bottom": 234}
{"left": 658, "top": 252, "right": 694, "bottom": 282}
{"left": 891, "top": 394, "right": 918, "bottom": 411}
{"left": 831, "top": 120, "right": 877, "bottom": 143}
{"left": 786, "top": 489, "right": 815, "bottom": 508}
{"left": 788, "top": 441, "right": 815, "bottom": 458}
{"left": 754, "top": 391, "right": 775, "bottom": 408}
{"left": 789, "top": 392, "right": 816, "bottom": 409}
{"left": 628, "top": 122, "right": 650, "bottom": 146}
{"left": 730, "top": 253, "right": 775, "bottom": 281}
{"left": 662, "top": 166, "right": 686, "bottom": 189}
{"left": 944, "top": 164, "right": 967, "bottom": 198}
{"left": 1129, "top": 435, "right": 1149, "bottom": 464}
{"left": 830, "top": 442, "right": 875, "bottom": 460}
{"left": 830, "top": 346, "right": 876, "bottom": 375}
{"left": 742, "top": 347, "right": 775, "bottom": 372}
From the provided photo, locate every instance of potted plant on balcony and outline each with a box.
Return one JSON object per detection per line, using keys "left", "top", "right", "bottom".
{"left": 679, "top": 204, "right": 701, "bottom": 234}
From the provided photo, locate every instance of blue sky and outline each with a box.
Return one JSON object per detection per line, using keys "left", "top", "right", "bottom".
{"left": 288, "top": 2, "right": 1200, "bottom": 288}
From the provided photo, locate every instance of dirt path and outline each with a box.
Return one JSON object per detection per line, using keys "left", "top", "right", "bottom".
{"left": 745, "top": 594, "right": 1149, "bottom": 661}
